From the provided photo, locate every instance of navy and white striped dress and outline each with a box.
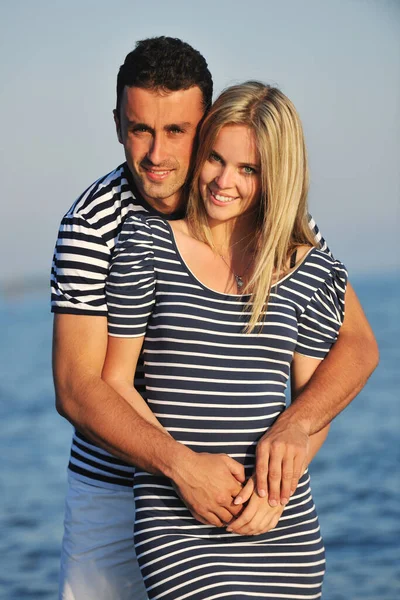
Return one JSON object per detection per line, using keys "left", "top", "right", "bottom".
{"left": 107, "top": 214, "right": 348, "bottom": 600}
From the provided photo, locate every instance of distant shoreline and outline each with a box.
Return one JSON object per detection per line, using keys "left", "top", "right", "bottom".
{"left": 0, "top": 269, "right": 398, "bottom": 301}
{"left": 0, "top": 275, "right": 48, "bottom": 299}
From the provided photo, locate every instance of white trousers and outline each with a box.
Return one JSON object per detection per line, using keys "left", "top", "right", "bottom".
{"left": 59, "top": 474, "right": 148, "bottom": 600}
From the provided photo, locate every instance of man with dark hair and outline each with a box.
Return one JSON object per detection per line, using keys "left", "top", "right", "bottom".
{"left": 52, "top": 36, "right": 378, "bottom": 599}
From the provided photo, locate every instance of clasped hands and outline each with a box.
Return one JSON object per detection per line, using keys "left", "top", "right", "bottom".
{"left": 174, "top": 421, "right": 310, "bottom": 536}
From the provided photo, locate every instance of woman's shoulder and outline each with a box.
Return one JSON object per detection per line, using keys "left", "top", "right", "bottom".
{"left": 292, "top": 244, "right": 345, "bottom": 274}
{"left": 279, "top": 244, "right": 347, "bottom": 307}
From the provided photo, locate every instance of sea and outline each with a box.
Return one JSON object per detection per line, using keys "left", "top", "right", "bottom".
{"left": 0, "top": 273, "right": 399, "bottom": 599}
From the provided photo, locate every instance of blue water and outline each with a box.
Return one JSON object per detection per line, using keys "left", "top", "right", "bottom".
{"left": 0, "top": 275, "right": 399, "bottom": 599}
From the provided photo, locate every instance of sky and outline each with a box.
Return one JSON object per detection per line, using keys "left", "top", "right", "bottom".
{"left": 0, "top": 0, "right": 399, "bottom": 284}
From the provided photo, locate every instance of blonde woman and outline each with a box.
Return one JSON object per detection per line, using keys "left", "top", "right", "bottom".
{"left": 103, "top": 82, "right": 347, "bottom": 598}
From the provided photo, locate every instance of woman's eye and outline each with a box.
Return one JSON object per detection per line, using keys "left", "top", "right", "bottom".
{"left": 243, "top": 166, "right": 255, "bottom": 175}
{"left": 209, "top": 152, "right": 221, "bottom": 162}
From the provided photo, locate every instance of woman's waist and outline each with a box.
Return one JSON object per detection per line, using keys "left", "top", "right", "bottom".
{"left": 133, "top": 470, "right": 317, "bottom": 540}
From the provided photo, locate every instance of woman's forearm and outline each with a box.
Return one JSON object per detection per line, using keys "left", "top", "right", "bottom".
{"left": 102, "top": 376, "right": 171, "bottom": 436}
{"left": 307, "top": 424, "right": 330, "bottom": 467}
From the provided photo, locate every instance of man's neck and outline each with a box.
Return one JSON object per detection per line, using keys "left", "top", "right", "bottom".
{"left": 143, "top": 193, "right": 185, "bottom": 216}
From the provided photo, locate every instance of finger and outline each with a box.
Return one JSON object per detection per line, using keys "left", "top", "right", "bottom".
{"left": 267, "top": 444, "right": 284, "bottom": 507}
{"left": 257, "top": 512, "right": 281, "bottom": 535}
{"left": 234, "top": 508, "right": 263, "bottom": 536}
{"left": 223, "top": 455, "right": 246, "bottom": 483}
{"left": 217, "top": 506, "right": 238, "bottom": 524}
{"left": 235, "top": 519, "right": 260, "bottom": 536}
{"left": 233, "top": 477, "right": 255, "bottom": 505}
{"left": 228, "top": 502, "right": 244, "bottom": 517}
{"left": 280, "top": 452, "right": 295, "bottom": 505}
{"left": 195, "top": 510, "right": 224, "bottom": 527}
{"left": 255, "top": 441, "right": 270, "bottom": 498}
{"left": 226, "top": 500, "right": 257, "bottom": 533}
{"left": 290, "top": 454, "right": 305, "bottom": 498}
{"left": 190, "top": 511, "right": 209, "bottom": 526}
{"left": 207, "top": 513, "right": 225, "bottom": 527}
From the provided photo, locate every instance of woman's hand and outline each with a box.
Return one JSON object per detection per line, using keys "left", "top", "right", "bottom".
{"left": 226, "top": 475, "right": 284, "bottom": 536}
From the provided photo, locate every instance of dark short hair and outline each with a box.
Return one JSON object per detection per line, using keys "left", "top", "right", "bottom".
{"left": 116, "top": 36, "right": 213, "bottom": 116}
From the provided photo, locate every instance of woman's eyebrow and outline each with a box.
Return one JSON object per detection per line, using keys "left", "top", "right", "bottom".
{"left": 238, "top": 161, "right": 260, "bottom": 168}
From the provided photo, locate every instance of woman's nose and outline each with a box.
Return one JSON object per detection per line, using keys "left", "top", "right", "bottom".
{"left": 215, "top": 166, "right": 235, "bottom": 189}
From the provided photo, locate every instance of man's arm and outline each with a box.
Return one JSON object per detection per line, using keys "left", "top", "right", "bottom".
{"left": 53, "top": 313, "right": 244, "bottom": 526}
{"left": 254, "top": 282, "right": 379, "bottom": 505}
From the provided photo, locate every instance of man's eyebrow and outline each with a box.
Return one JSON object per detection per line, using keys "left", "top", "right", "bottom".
{"left": 125, "top": 120, "right": 193, "bottom": 131}
{"left": 126, "top": 120, "right": 152, "bottom": 130}
{"left": 165, "top": 122, "right": 193, "bottom": 130}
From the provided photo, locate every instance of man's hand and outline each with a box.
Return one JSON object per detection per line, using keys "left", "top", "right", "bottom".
{"left": 253, "top": 282, "right": 378, "bottom": 507}
{"left": 255, "top": 420, "right": 309, "bottom": 506}
{"left": 172, "top": 452, "right": 245, "bottom": 527}
{"left": 227, "top": 475, "right": 284, "bottom": 535}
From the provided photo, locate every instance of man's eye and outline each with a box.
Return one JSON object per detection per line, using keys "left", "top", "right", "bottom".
{"left": 131, "top": 126, "right": 150, "bottom": 134}
{"left": 168, "top": 127, "right": 184, "bottom": 134}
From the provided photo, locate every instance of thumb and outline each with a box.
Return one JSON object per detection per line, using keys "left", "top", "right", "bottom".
{"left": 233, "top": 476, "right": 255, "bottom": 505}
{"left": 223, "top": 455, "right": 245, "bottom": 483}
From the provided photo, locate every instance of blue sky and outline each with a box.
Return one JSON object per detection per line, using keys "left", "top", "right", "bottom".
{"left": 1, "top": 0, "right": 399, "bottom": 282}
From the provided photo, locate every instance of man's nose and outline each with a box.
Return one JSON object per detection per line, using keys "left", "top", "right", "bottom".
{"left": 147, "top": 134, "right": 167, "bottom": 165}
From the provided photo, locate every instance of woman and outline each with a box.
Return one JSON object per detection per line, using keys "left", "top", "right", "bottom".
{"left": 103, "top": 81, "right": 347, "bottom": 598}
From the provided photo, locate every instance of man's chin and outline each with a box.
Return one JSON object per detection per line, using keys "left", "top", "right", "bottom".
{"left": 139, "top": 185, "right": 183, "bottom": 213}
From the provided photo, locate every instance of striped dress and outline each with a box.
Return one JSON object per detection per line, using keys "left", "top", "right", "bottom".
{"left": 106, "top": 214, "right": 348, "bottom": 600}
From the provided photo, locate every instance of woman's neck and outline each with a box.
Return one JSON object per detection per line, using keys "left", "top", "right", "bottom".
{"left": 207, "top": 214, "right": 257, "bottom": 257}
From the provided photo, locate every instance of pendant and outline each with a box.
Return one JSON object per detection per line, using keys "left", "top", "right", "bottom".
{"left": 235, "top": 275, "right": 244, "bottom": 289}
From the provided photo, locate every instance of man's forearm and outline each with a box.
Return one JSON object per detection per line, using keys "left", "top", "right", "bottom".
{"left": 56, "top": 373, "right": 245, "bottom": 526}
{"left": 279, "top": 327, "right": 378, "bottom": 435}
{"left": 56, "top": 373, "right": 190, "bottom": 479}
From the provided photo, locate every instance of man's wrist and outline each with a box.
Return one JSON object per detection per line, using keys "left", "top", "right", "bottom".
{"left": 158, "top": 440, "right": 194, "bottom": 482}
{"left": 277, "top": 407, "right": 312, "bottom": 436}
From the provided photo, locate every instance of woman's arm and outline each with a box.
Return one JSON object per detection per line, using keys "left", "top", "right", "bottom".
{"left": 102, "top": 335, "right": 169, "bottom": 434}
{"left": 102, "top": 334, "right": 246, "bottom": 526}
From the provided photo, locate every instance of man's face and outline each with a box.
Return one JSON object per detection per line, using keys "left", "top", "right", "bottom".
{"left": 115, "top": 86, "right": 205, "bottom": 213}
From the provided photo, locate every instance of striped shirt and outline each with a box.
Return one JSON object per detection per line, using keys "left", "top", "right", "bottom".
{"left": 105, "top": 214, "right": 347, "bottom": 598}
{"left": 51, "top": 162, "right": 330, "bottom": 490}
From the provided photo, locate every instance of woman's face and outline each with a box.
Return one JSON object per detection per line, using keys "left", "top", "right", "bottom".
{"left": 199, "top": 124, "right": 261, "bottom": 224}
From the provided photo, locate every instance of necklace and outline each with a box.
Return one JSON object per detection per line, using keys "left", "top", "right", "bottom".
{"left": 219, "top": 253, "right": 252, "bottom": 292}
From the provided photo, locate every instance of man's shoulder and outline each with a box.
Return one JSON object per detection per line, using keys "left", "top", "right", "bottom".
{"left": 64, "top": 163, "right": 143, "bottom": 226}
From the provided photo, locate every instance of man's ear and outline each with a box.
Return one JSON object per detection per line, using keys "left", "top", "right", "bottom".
{"left": 113, "top": 109, "right": 123, "bottom": 144}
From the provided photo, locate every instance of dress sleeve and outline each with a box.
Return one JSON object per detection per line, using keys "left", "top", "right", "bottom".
{"left": 307, "top": 213, "right": 331, "bottom": 257}
{"left": 295, "top": 259, "right": 348, "bottom": 359}
{"left": 51, "top": 215, "right": 111, "bottom": 316}
{"left": 106, "top": 215, "right": 155, "bottom": 338}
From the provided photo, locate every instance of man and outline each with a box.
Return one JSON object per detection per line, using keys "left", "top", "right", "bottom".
{"left": 52, "top": 37, "right": 378, "bottom": 599}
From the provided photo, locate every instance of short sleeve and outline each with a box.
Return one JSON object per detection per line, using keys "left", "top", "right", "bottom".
{"left": 295, "top": 260, "right": 348, "bottom": 359}
{"left": 51, "top": 215, "right": 111, "bottom": 316}
{"left": 106, "top": 215, "right": 155, "bottom": 338}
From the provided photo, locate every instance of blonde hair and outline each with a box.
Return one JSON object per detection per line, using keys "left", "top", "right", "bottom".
{"left": 186, "top": 81, "right": 316, "bottom": 332}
